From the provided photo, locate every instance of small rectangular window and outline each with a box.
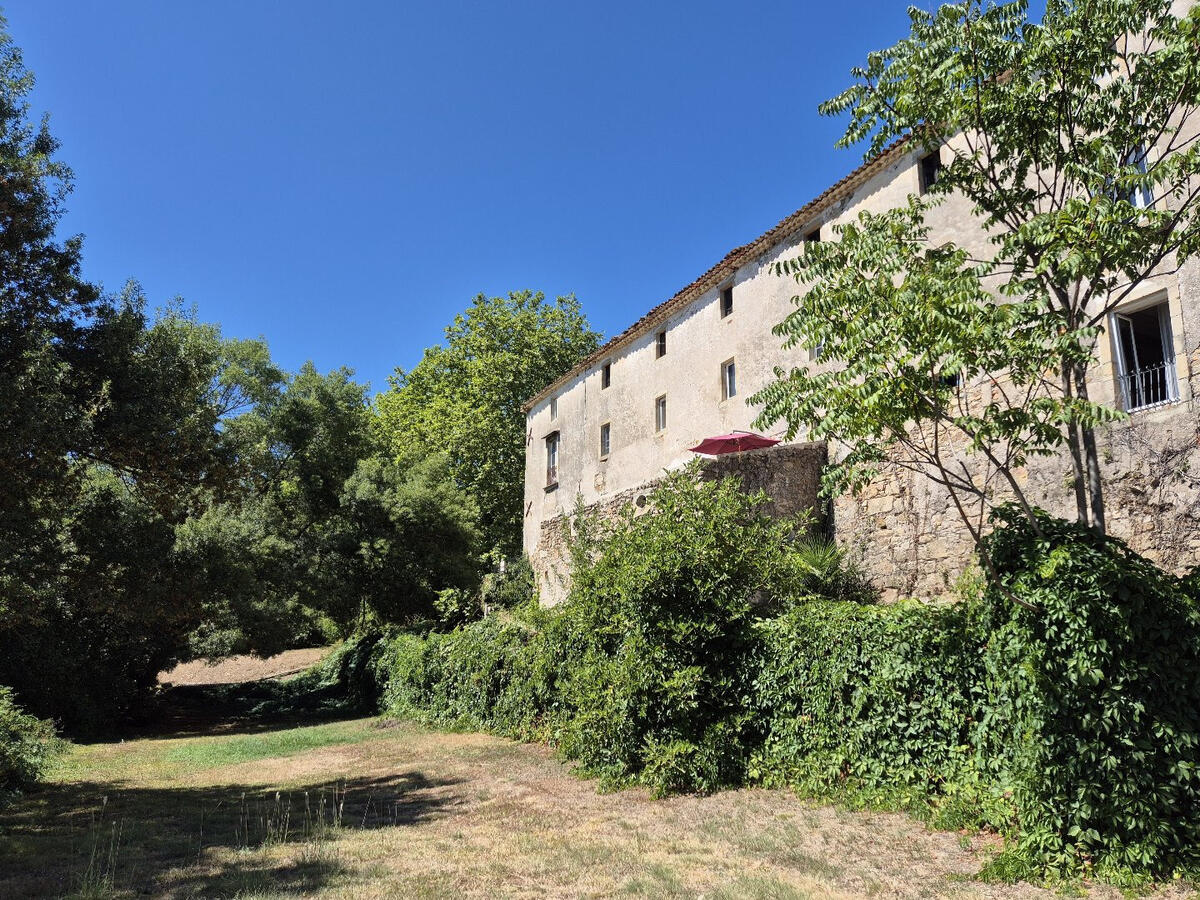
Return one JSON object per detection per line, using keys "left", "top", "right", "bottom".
{"left": 808, "top": 342, "right": 825, "bottom": 362}
{"left": 545, "top": 432, "right": 559, "bottom": 487}
{"left": 655, "top": 330, "right": 667, "bottom": 358}
{"left": 654, "top": 394, "right": 667, "bottom": 432}
{"left": 805, "top": 227, "right": 821, "bottom": 243}
{"left": 599, "top": 422, "right": 611, "bottom": 458}
{"left": 601, "top": 362, "right": 611, "bottom": 389}
{"left": 721, "top": 358, "right": 737, "bottom": 400}
{"left": 549, "top": 396, "right": 558, "bottom": 420}
{"left": 720, "top": 286, "right": 733, "bottom": 318}
{"left": 918, "top": 150, "right": 942, "bottom": 194}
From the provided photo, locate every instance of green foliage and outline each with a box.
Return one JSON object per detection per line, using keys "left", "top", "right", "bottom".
{"left": 751, "top": 199, "right": 1112, "bottom": 533}
{"left": 0, "top": 687, "right": 62, "bottom": 797}
{"left": 481, "top": 556, "right": 536, "bottom": 612}
{"left": 974, "top": 509, "right": 1200, "bottom": 878}
{"left": 383, "top": 469, "right": 827, "bottom": 796}
{"left": 381, "top": 615, "right": 556, "bottom": 740}
{"left": 320, "top": 453, "right": 481, "bottom": 627}
{"left": 376, "top": 291, "right": 600, "bottom": 556}
{"left": 758, "top": 0, "right": 1200, "bottom": 536}
{"left": 378, "top": 484, "right": 1200, "bottom": 881}
{"left": 751, "top": 601, "right": 981, "bottom": 807}
{"left": 549, "top": 468, "right": 810, "bottom": 794}
{"left": 785, "top": 534, "right": 876, "bottom": 604}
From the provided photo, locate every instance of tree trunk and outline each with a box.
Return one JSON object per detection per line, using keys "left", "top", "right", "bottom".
{"left": 1061, "top": 362, "right": 1091, "bottom": 528}
{"left": 1073, "top": 360, "right": 1107, "bottom": 536}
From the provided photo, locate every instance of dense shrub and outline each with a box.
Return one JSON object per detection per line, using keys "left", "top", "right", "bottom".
{"left": 0, "top": 688, "right": 62, "bottom": 797}
{"left": 377, "top": 483, "right": 1200, "bottom": 881}
{"left": 752, "top": 601, "right": 985, "bottom": 817}
{"left": 381, "top": 612, "right": 564, "bottom": 740}
{"left": 548, "top": 468, "right": 813, "bottom": 794}
{"left": 382, "top": 468, "right": 822, "bottom": 795}
{"left": 784, "top": 534, "right": 877, "bottom": 605}
{"left": 974, "top": 509, "right": 1200, "bottom": 878}
{"left": 481, "top": 556, "right": 536, "bottom": 611}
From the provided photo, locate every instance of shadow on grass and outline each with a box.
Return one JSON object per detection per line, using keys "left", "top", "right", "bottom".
{"left": 0, "top": 770, "right": 462, "bottom": 897}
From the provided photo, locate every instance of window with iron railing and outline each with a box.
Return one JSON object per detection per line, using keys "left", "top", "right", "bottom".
{"left": 1112, "top": 300, "right": 1179, "bottom": 412}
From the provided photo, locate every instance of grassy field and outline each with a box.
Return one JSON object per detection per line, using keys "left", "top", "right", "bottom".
{"left": 2, "top": 690, "right": 1196, "bottom": 898}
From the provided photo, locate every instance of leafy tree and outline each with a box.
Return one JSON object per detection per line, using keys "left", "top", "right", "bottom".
{"left": 0, "top": 15, "right": 105, "bottom": 619}
{"left": 318, "top": 454, "right": 481, "bottom": 627}
{"left": 178, "top": 362, "right": 375, "bottom": 655}
{"left": 376, "top": 291, "right": 600, "bottom": 556}
{"left": 754, "top": 0, "right": 1200, "bottom": 543}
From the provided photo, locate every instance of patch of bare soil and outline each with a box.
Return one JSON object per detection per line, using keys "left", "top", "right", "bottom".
{"left": 158, "top": 646, "right": 333, "bottom": 686}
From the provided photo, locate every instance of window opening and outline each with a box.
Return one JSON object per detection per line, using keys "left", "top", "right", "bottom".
{"left": 1113, "top": 301, "right": 1178, "bottom": 411}
{"left": 545, "top": 432, "right": 560, "bottom": 486}
{"left": 721, "top": 359, "right": 737, "bottom": 400}
{"left": 918, "top": 150, "right": 942, "bottom": 194}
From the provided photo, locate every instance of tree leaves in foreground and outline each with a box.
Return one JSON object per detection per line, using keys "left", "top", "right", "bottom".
{"left": 376, "top": 290, "right": 600, "bottom": 558}
{"left": 755, "top": 0, "right": 1200, "bottom": 542}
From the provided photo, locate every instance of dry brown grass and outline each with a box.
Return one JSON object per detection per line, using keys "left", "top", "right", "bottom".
{"left": 158, "top": 647, "right": 335, "bottom": 687}
{"left": 1, "top": 715, "right": 1195, "bottom": 899}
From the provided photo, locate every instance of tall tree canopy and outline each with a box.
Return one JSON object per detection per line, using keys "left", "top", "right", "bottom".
{"left": 754, "top": 0, "right": 1200, "bottom": 548}
{"left": 0, "top": 15, "right": 485, "bottom": 733}
{"left": 376, "top": 290, "right": 600, "bottom": 557}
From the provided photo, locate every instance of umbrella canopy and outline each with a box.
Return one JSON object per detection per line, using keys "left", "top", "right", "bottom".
{"left": 687, "top": 431, "right": 780, "bottom": 455}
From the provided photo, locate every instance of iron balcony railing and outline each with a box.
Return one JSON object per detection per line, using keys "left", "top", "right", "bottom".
{"left": 1118, "top": 359, "right": 1180, "bottom": 412}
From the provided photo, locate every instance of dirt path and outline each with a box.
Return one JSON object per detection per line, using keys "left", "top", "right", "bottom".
{"left": 1, "top": 683, "right": 1195, "bottom": 897}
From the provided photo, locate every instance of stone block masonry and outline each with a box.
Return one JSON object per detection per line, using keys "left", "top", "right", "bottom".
{"left": 832, "top": 401, "right": 1200, "bottom": 600}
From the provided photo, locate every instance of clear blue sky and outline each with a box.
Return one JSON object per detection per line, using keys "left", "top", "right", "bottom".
{"left": 8, "top": 1, "right": 934, "bottom": 394}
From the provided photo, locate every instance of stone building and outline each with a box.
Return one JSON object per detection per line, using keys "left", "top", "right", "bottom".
{"left": 522, "top": 22, "right": 1200, "bottom": 604}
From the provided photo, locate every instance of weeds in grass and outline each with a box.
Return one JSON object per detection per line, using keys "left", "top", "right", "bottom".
{"left": 229, "top": 782, "right": 352, "bottom": 849}
{"left": 71, "top": 796, "right": 123, "bottom": 898}
{"left": 621, "top": 862, "right": 690, "bottom": 897}
{"left": 66, "top": 780, "right": 367, "bottom": 896}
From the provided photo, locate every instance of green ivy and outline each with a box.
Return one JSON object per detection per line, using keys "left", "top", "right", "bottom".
{"left": 376, "top": 484, "right": 1200, "bottom": 881}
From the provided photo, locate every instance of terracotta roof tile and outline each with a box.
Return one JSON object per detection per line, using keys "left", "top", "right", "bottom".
{"left": 523, "top": 136, "right": 912, "bottom": 411}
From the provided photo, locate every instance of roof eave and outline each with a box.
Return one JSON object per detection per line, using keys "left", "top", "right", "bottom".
{"left": 521, "top": 136, "right": 913, "bottom": 413}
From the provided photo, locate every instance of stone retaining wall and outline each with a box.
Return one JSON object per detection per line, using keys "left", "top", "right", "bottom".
{"left": 833, "top": 401, "right": 1200, "bottom": 599}
{"left": 529, "top": 442, "right": 827, "bottom": 605}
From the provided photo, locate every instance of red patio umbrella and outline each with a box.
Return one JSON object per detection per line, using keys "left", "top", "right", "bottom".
{"left": 687, "top": 431, "right": 780, "bottom": 455}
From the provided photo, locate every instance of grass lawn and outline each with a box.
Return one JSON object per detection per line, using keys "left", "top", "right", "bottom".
{"left": 2, "top": 712, "right": 1196, "bottom": 899}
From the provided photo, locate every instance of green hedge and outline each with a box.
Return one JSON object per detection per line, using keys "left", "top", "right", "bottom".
{"left": 376, "top": 478, "right": 1200, "bottom": 880}
{"left": 380, "top": 615, "right": 557, "bottom": 739}
{"left": 750, "top": 601, "right": 991, "bottom": 819}
{"left": 973, "top": 510, "right": 1200, "bottom": 878}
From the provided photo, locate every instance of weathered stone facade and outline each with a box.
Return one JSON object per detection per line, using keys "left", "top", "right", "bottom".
{"left": 521, "top": 12, "right": 1200, "bottom": 603}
